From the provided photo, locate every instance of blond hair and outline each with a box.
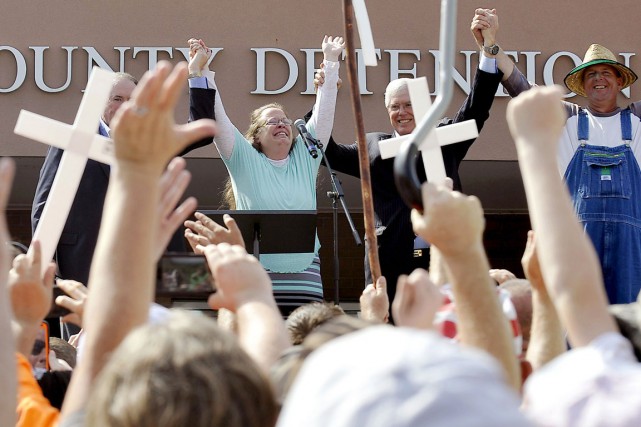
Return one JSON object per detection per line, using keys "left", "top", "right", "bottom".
{"left": 286, "top": 302, "right": 345, "bottom": 345}
{"left": 86, "top": 310, "right": 278, "bottom": 427}
{"left": 244, "top": 103, "right": 296, "bottom": 153}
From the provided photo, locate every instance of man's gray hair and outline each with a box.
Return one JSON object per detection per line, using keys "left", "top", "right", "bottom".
{"left": 114, "top": 72, "right": 138, "bottom": 85}
{"left": 384, "top": 78, "right": 412, "bottom": 108}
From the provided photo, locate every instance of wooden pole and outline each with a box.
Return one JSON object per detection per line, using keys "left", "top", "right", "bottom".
{"left": 342, "top": 0, "right": 381, "bottom": 282}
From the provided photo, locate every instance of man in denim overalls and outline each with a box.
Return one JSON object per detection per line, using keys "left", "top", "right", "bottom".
{"left": 560, "top": 45, "right": 641, "bottom": 304}
{"left": 496, "top": 40, "right": 641, "bottom": 304}
{"left": 474, "top": 9, "right": 641, "bottom": 303}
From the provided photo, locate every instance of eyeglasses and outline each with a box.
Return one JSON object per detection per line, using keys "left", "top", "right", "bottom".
{"left": 264, "top": 118, "right": 293, "bottom": 126}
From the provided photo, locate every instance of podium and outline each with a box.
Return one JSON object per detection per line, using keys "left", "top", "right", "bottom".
{"left": 199, "top": 210, "right": 317, "bottom": 258}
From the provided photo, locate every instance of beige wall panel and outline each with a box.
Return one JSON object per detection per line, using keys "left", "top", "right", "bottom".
{"left": 2, "top": 0, "right": 641, "bottom": 160}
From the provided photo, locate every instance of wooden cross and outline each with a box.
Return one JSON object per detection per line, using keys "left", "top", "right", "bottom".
{"left": 378, "top": 77, "right": 478, "bottom": 183}
{"left": 14, "top": 67, "right": 115, "bottom": 276}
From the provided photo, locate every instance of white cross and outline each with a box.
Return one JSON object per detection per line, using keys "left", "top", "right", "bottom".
{"left": 378, "top": 77, "right": 478, "bottom": 184}
{"left": 353, "top": 0, "right": 377, "bottom": 66}
{"left": 14, "top": 67, "right": 116, "bottom": 276}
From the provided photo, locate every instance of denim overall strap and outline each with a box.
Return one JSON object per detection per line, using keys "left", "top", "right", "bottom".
{"left": 565, "top": 107, "right": 641, "bottom": 304}
{"left": 621, "top": 108, "right": 632, "bottom": 142}
{"left": 578, "top": 108, "right": 589, "bottom": 141}
{"left": 576, "top": 107, "right": 632, "bottom": 141}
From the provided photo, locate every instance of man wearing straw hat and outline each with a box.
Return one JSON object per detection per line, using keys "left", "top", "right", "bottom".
{"left": 473, "top": 8, "right": 641, "bottom": 305}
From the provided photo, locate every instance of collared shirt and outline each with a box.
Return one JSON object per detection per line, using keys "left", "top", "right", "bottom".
{"left": 524, "top": 332, "right": 641, "bottom": 427}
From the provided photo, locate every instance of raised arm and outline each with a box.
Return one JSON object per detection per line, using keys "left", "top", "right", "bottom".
{"left": 307, "top": 35, "right": 343, "bottom": 148}
{"left": 411, "top": 182, "right": 521, "bottom": 390}
{"left": 9, "top": 241, "right": 55, "bottom": 358}
{"left": 153, "top": 156, "right": 198, "bottom": 260}
{"left": 9, "top": 240, "right": 60, "bottom": 426}
{"left": 507, "top": 86, "right": 617, "bottom": 348}
{"left": 178, "top": 40, "right": 217, "bottom": 156}
{"left": 61, "top": 62, "right": 216, "bottom": 417}
{"left": 521, "top": 231, "right": 566, "bottom": 371}
{"left": 0, "top": 159, "right": 17, "bottom": 426}
{"left": 360, "top": 276, "right": 390, "bottom": 323}
{"left": 187, "top": 38, "right": 238, "bottom": 160}
{"left": 205, "top": 243, "right": 290, "bottom": 374}
{"left": 439, "top": 60, "right": 504, "bottom": 180}
{"left": 470, "top": 9, "right": 512, "bottom": 79}
{"left": 184, "top": 212, "right": 245, "bottom": 253}
{"left": 303, "top": 101, "right": 360, "bottom": 177}
{"left": 392, "top": 269, "right": 443, "bottom": 330}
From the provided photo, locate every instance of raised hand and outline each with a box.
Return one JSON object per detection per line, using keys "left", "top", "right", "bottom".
{"left": 8, "top": 240, "right": 56, "bottom": 357}
{"left": 322, "top": 35, "right": 345, "bottom": 62}
{"left": 411, "top": 182, "right": 485, "bottom": 258}
{"left": 521, "top": 231, "right": 545, "bottom": 290}
{"left": 187, "top": 37, "right": 212, "bottom": 74}
{"left": 507, "top": 85, "right": 565, "bottom": 152}
{"left": 359, "top": 276, "right": 390, "bottom": 323}
{"left": 392, "top": 269, "right": 443, "bottom": 330}
{"left": 55, "top": 279, "right": 88, "bottom": 327}
{"left": 489, "top": 268, "right": 517, "bottom": 285}
{"left": 205, "top": 243, "right": 273, "bottom": 312}
{"left": 313, "top": 63, "right": 343, "bottom": 92}
{"left": 471, "top": 8, "right": 498, "bottom": 49}
{"left": 204, "top": 243, "right": 288, "bottom": 374}
{"left": 110, "top": 61, "right": 217, "bottom": 175}
{"left": 185, "top": 213, "right": 245, "bottom": 254}
{"left": 155, "top": 157, "right": 197, "bottom": 260}
{"left": 9, "top": 240, "right": 56, "bottom": 328}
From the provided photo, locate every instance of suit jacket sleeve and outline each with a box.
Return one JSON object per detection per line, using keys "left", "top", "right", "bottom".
{"left": 31, "top": 146, "right": 63, "bottom": 234}
{"left": 303, "top": 108, "right": 361, "bottom": 178}
{"left": 439, "top": 68, "right": 503, "bottom": 187}
{"left": 178, "top": 87, "right": 217, "bottom": 156}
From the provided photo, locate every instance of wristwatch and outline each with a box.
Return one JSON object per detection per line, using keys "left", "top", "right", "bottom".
{"left": 483, "top": 44, "right": 500, "bottom": 56}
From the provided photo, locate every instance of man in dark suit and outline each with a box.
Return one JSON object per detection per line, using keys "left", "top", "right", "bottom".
{"left": 31, "top": 73, "right": 137, "bottom": 285}
{"left": 318, "top": 63, "right": 503, "bottom": 308}
{"left": 32, "top": 71, "right": 214, "bottom": 286}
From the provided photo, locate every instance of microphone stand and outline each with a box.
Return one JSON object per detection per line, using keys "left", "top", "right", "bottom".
{"left": 313, "top": 138, "right": 362, "bottom": 305}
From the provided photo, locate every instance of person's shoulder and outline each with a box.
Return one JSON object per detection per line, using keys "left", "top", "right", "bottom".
{"left": 628, "top": 100, "right": 641, "bottom": 119}
{"left": 561, "top": 100, "right": 579, "bottom": 118}
{"left": 365, "top": 132, "right": 391, "bottom": 154}
{"left": 366, "top": 132, "right": 391, "bottom": 142}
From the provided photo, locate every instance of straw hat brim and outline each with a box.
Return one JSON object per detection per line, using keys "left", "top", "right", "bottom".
{"left": 564, "top": 59, "right": 638, "bottom": 97}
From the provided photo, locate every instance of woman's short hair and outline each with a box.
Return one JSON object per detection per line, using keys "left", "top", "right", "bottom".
{"left": 86, "top": 310, "right": 278, "bottom": 427}
{"left": 286, "top": 302, "right": 345, "bottom": 345}
{"left": 245, "top": 103, "right": 296, "bottom": 153}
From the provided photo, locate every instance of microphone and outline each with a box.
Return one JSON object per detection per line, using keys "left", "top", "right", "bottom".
{"left": 294, "top": 119, "right": 318, "bottom": 158}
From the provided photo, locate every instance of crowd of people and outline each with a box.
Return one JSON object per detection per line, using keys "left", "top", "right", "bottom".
{"left": 4, "top": 6, "right": 641, "bottom": 427}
